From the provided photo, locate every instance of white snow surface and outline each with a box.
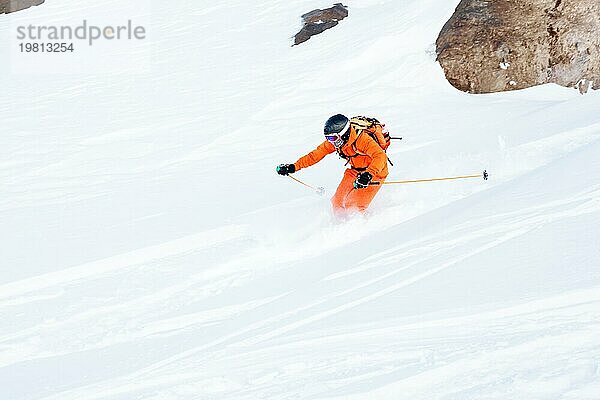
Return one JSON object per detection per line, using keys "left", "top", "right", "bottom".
{"left": 1, "top": 1, "right": 600, "bottom": 399}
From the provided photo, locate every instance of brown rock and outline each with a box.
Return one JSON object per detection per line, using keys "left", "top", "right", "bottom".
{"left": 1, "top": 0, "right": 45, "bottom": 14}
{"left": 294, "top": 3, "right": 348, "bottom": 46}
{"left": 436, "top": 0, "right": 600, "bottom": 93}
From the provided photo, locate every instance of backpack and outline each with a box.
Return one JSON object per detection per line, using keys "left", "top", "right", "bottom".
{"left": 349, "top": 116, "right": 391, "bottom": 152}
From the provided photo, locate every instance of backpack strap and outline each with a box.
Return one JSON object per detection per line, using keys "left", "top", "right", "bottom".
{"left": 340, "top": 118, "right": 395, "bottom": 168}
{"left": 353, "top": 128, "right": 395, "bottom": 167}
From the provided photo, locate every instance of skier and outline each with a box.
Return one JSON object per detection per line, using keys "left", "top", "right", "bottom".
{"left": 277, "top": 114, "right": 389, "bottom": 216}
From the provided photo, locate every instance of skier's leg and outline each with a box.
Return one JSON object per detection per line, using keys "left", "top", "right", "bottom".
{"left": 331, "top": 169, "right": 357, "bottom": 215}
{"left": 343, "top": 176, "right": 385, "bottom": 213}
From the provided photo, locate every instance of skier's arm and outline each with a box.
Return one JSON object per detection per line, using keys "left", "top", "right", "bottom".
{"left": 294, "top": 141, "right": 335, "bottom": 171}
{"left": 357, "top": 134, "right": 388, "bottom": 177}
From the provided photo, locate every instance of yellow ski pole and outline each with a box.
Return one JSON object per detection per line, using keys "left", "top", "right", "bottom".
{"left": 371, "top": 170, "right": 488, "bottom": 185}
{"left": 288, "top": 175, "right": 326, "bottom": 196}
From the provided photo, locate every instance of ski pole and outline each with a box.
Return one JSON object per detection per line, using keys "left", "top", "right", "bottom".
{"left": 287, "top": 175, "right": 326, "bottom": 196}
{"left": 371, "top": 170, "right": 488, "bottom": 186}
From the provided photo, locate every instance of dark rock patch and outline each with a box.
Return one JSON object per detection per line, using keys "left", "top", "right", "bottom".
{"left": 1, "top": 0, "right": 45, "bottom": 14}
{"left": 294, "top": 3, "right": 348, "bottom": 46}
{"left": 436, "top": 0, "right": 600, "bottom": 94}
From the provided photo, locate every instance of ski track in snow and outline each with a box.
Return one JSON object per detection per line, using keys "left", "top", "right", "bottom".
{"left": 1, "top": 0, "right": 600, "bottom": 399}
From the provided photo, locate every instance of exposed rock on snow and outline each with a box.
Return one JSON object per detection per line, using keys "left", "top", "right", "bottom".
{"left": 293, "top": 3, "right": 348, "bottom": 46}
{"left": 436, "top": 0, "right": 600, "bottom": 94}
{"left": 0, "top": 0, "right": 45, "bottom": 14}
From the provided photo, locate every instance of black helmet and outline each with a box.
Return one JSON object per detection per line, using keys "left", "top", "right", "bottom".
{"left": 324, "top": 114, "right": 349, "bottom": 135}
{"left": 324, "top": 114, "right": 350, "bottom": 147}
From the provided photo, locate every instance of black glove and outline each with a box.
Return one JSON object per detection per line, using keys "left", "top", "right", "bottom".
{"left": 353, "top": 171, "right": 373, "bottom": 189}
{"left": 276, "top": 163, "right": 296, "bottom": 176}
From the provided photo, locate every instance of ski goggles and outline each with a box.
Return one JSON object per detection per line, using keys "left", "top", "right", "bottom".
{"left": 324, "top": 121, "right": 350, "bottom": 143}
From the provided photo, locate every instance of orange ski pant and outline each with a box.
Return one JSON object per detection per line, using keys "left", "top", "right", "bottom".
{"left": 331, "top": 168, "right": 385, "bottom": 214}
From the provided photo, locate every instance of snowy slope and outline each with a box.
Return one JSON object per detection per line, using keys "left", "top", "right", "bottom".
{"left": 1, "top": 0, "right": 600, "bottom": 399}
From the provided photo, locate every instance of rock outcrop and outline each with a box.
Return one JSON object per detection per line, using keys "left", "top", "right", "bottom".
{"left": 436, "top": 0, "right": 600, "bottom": 94}
{"left": 294, "top": 3, "right": 348, "bottom": 46}
{"left": 1, "top": 0, "right": 45, "bottom": 14}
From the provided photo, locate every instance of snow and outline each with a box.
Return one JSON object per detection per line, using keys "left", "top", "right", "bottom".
{"left": 1, "top": 0, "right": 599, "bottom": 399}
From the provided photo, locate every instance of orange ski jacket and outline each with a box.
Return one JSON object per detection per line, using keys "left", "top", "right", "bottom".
{"left": 294, "top": 126, "right": 389, "bottom": 178}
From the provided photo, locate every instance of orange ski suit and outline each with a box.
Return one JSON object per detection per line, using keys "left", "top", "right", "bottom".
{"left": 294, "top": 126, "right": 389, "bottom": 214}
